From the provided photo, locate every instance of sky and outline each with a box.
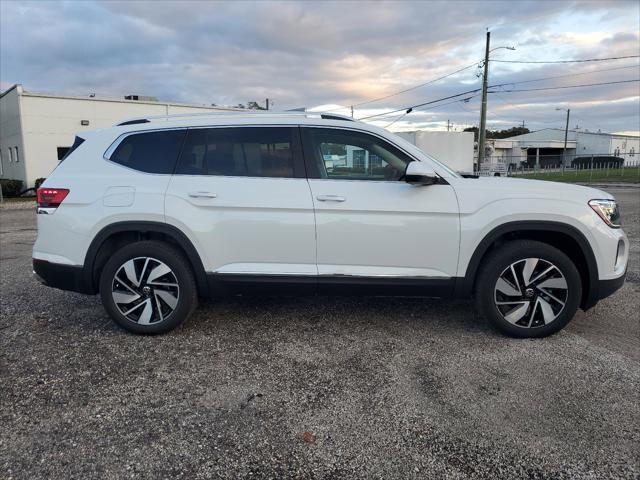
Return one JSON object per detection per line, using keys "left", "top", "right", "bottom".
{"left": 1, "top": 0, "right": 639, "bottom": 134}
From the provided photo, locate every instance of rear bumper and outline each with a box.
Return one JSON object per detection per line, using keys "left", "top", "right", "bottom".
{"left": 32, "top": 259, "right": 94, "bottom": 295}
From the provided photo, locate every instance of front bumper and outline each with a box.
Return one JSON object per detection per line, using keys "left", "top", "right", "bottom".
{"left": 597, "top": 271, "right": 626, "bottom": 301}
{"left": 582, "top": 270, "right": 626, "bottom": 310}
{"left": 33, "top": 259, "right": 94, "bottom": 295}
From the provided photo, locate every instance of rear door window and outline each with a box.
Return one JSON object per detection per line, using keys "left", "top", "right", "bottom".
{"left": 175, "top": 127, "right": 303, "bottom": 178}
{"left": 110, "top": 130, "right": 186, "bottom": 174}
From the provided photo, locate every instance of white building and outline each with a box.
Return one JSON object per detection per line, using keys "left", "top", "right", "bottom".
{"left": 486, "top": 128, "right": 639, "bottom": 168}
{"left": 395, "top": 131, "right": 474, "bottom": 172}
{"left": 0, "top": 85, "right": 236, "bottom": 188}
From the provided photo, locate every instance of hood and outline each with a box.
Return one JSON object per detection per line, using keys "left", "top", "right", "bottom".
{"left": 464, "top": 176, "right": 612, "bottom": 200}
{"left": 449, "top": 176, "right": 615, "bottom": 215}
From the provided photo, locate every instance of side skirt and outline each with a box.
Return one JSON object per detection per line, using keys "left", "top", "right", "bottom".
{"left": 207, "top": 273, "right": 456, "bottom": 298}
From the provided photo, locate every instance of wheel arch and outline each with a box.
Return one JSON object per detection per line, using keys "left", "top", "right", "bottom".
{"left": 83, "top": 221, "right": 209, "bottom": 297}
{"left": 456, "top": 221, "right": 600, "bottom": 309}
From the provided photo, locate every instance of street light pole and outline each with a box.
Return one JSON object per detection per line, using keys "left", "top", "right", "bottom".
{"left": 477, "top": 31, "right": 491, "bottom": 166}
{"left": 557, "top": 107, "right": 570, "bottom": 166}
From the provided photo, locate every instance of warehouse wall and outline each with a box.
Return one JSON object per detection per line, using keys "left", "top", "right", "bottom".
{"left": 18, "top": 94, "right": 234, "bottom": 187}
{"left": 0, "top": 87, "right": 27, "bottom": 185}
{"left": 395, "top": 130, "right": 474, "bottom": 172}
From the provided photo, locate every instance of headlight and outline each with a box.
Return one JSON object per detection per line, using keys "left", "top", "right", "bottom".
{"left": 589, "top": 199, "right": 621, "bottom": 228}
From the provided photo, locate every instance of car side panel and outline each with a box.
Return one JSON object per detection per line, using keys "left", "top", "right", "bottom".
{"left": 165, "top": 176, "right": 317, "bottom": 275}
{"left": 451, "top": 178, "right": 628, "bottom": 282}
{"left": 33, "top": 129, "right": 171, "bottom": 267}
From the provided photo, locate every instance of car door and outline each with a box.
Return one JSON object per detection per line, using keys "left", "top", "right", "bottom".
{"left": 165, "top": 125, "right": 317, "bottom": 293}
{"left": 301, "top": 126, "right": 460, "bottom": 295}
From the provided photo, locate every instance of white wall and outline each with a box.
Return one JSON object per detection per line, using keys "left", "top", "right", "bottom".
{"left": 1, "top": 89, "right": 235, "bottom": 187}
{"left": 610, "top": 135, "right": 640, "bottom": 164}
{"left": 0, "top": 87, "right": 27, "bottom": 185}
{"left": 396, "top": 131, "right": 474, "bottom": 172}
{"left": 19, "top": 95, "right": 236, "bottom": 187}
{"left": 575, "top": 131, "right": 611, "bottom": 157}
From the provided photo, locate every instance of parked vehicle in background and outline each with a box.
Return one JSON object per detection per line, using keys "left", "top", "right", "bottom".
{"left": 477, "top": 161, "right": 508, "bottom": 176}
{"left": 33, "top": 112, "right": 627, "bottom": 337}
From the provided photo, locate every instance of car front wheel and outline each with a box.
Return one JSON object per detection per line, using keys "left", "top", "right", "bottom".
{"left": 99, "top": 241, "right": 198, "bottom": 334}
{"left": 476, "top": 240, "right": 582, "bottom": 338}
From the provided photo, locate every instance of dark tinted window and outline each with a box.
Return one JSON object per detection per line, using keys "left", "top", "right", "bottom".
{"left": 110, "top": 130, "right": 186, "bottom": 174}
{"left": 176, "top": 127, "right": 297, "bottom": 178}
{"left": 303, "top": 128, "right": 413, "bottom": 181}
{"left": 57, "top": 147, "right": 70, "bottom": 160}
{"left": 59, "top": 136, "right": 85, "bottom": 161}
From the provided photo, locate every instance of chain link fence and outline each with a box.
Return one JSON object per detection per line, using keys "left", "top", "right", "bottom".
{"left": 475, "top": 153, "right": 640, "bottom": 182}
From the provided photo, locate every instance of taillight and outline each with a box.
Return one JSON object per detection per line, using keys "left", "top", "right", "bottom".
{"left": 37, "top": 188, "right": 69, "bottom": 209}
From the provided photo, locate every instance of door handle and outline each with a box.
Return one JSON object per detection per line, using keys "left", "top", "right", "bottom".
{"left": 316, "top": 195, "right": 346, "bottom": 202}
{"left": 188, "top": 191, "right": 217, "bottom": 198}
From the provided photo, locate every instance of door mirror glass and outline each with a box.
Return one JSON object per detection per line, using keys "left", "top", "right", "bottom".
{"left": 405, "top": 161, "right": 439, "bottom": 186}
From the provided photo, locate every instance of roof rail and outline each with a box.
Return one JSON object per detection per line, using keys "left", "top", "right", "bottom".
{"left": 320, "top": 113, "right": 354, "bottom": 122}
{"left": 117, "top": 119, "right": 151, "bottom": 126}
{"left": 113, "top": 110, "right": 356, "bottom": 127}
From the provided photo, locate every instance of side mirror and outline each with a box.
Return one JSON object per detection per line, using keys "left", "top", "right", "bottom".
{"left": 405, "top": 161, "right": 439, "bottom": 186}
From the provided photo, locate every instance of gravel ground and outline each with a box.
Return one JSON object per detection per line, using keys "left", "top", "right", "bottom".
{"left": 1, "top": 187, "right": 639, "bottom": 479}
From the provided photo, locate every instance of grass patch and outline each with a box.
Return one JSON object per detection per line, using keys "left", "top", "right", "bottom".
{"left": 516, "top": 167, "right": 640, "bottom": 184}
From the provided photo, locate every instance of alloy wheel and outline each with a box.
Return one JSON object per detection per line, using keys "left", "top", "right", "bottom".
{"left": 494, "top": 258, "right": 568, "bottom": 328}
{"left": 111, "top": 257, "right": 180, "bottom": 325}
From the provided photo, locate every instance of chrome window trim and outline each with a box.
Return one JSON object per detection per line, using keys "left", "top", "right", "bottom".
{"left": 303, "top": 124, "right": 458, "bottom": 178}
{"left": 213, "top": 270, "right": 451, "bottom": 279}
{"left": 101, "top": 123, "right": 452, "bottom": 180}
{"left": 301, "top": 124, "right": 442, "bottom": 183}
{"left": 303, "top": 124, "right": 419, "bottom": 163}
{"left": 103, "top": 124, "right": 301, "bottom": 178}
{"left": 171, "top": 124, "right": 300, "bottom": 180}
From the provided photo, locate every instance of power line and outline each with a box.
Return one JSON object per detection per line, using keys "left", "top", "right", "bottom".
{"left": 359, "top": 77, "right": 638, "bottom": 122}
{"left": 324, "top": 60, "right": 482, "bottom": 114}
{"left": 327, "top": 59, "right": 639, "bottom": 116}
{"left": 489, "top": 78, "right": 640, "bottom": 93}
{"left": 492, "top": 55, "right": 639, "bottom": 64}
{"left": 490, "top": 64, "right": 639, "bottom": 88}
{"left": 384, "top": 111, "right": 411, "bottom": 128}
{"left": 358, "top": 88, "right": 482, "bottom": 120}
{"left": 381, "top": 95, "right": 481, "bottom": 128}
{"left": 351, "top": 61, "right": 480, "bottom": 108}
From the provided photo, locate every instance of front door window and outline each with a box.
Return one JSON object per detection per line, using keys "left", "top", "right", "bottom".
{"left": 302, "top": 128, "right": 414, "bottom": 181}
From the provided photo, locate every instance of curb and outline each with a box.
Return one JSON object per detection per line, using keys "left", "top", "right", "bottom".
{"left": 579, "top": 183, "right": 640, "bottom": 189}
{"left": 0, "top": 201, "right": 36, "bottom": 210}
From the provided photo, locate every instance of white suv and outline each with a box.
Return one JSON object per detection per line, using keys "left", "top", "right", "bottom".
{"left": 33, "top": 112, "right": 628, "bottom": 337}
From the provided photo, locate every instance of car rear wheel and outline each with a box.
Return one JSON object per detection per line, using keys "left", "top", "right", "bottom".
{"left": 99, "top": 241, "right": 198, "bottom": 334}
{"left": 476, "top": 240, "right": 582, "bottom": 338}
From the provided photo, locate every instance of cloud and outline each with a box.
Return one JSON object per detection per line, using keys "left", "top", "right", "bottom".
{"left": 1, "top": 0, "right": 638, "bottom": 133}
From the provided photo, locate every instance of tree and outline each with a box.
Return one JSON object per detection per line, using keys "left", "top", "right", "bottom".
{"left": 246, "top": 101, "right": 267, "bottom": 110}
{"left": 463, "top": 126, "right": 530, "bottom": 141}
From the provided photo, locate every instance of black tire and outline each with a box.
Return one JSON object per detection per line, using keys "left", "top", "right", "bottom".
{"left": 99, "top": 240, "right": 198, "bottom": 334}
{"left": 476, "top": 240, "right": 582, "bottom": 338}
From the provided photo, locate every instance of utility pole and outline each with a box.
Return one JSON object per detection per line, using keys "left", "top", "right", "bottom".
{"left": 557, "top": 107, "right": 570, "bottom": 165}
{"left": 563, "top": 108, "right": 570, "bottom": 166}
{"left": 447, "top": 119, "right": 451, "bottom": 131}
{"left": 477, "top": 31, "right": 491, "bottom": 166}
{"left": 265, "top": 98, "right": 270, "bottom": 110}
{"left": 350, "top": 105, "right": 354, "bottom": 118}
